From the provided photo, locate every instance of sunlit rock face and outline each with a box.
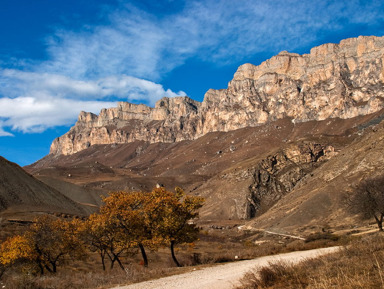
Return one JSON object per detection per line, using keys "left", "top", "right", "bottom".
{"left": 51, "top": 36, "right": 384, "bottom": 155}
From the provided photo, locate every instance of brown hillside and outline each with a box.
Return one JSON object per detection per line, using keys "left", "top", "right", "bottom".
{"left": 26, "top": 109, "right": 384, "bottom": 229}
{"left": 0, "top": 156, "right": 88, "bottom": 220}
{"left": 249, "top": 115, "right": 384, "bottom": 235}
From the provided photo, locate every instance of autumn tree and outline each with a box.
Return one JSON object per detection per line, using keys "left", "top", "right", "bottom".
{"left": 0, "top": 235, "right": 35, "bottom": 277}
{"left": 99, "top": 188, "right": 204, "bottom": 268}
{"left": 347, "top": 176, "right": 384, "bottom": 231}
{"left": 148, "top": 187, "right": 204, "bottom": 267}
{"left": 100, "top": 191, "right": 157, "bottom": 267}
{"left": 25, "top": 215, "right": 86, "bottom": 274}
{"left": 81, "top": 212, "right": 135, "bottom": 270}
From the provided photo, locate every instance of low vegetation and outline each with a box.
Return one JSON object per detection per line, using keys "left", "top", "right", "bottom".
{"left": 238, "top": 233, "right": 384, "bottom": 289}
{"left": 346, "top": 176, "right": 384, "bottom": 231}
{"left": 0, "top": 187, "right": 205, "bottom": 287}
{"left": 1, "top": 180, "right": 383, "bottom": 288}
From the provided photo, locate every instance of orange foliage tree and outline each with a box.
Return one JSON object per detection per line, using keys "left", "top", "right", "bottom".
{"left": 100, "top": 191, "right": 157, "bottom": 267}
{"left": 0, "top": 235, "right": 35, "bottom": 277}
{"left": 81, "top": 212, "right": 136, "bottom": 270}
{"left": 0, "top": 186, "right": 205, "bottom": 275}
{"left": 148, "top": 187, "right": 204, "bottom": 267}
{"left": 0, "top": 216, "right": 85, "bottom": 275}
{"left": 25, "top": 215, "right": 86, "bottom": 274}
{"left": 100, "top": 187, "right": 204, "bottom": 268}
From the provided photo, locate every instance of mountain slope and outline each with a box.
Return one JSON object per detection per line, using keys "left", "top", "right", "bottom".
{"left": 0, "top": 156, "right": 87, "bottom": 218}
{"left": 27, "top": 109, "right": 384, "bottom": 222}
{"left": 249, "top": 116, "right": 384, "bottom": 234}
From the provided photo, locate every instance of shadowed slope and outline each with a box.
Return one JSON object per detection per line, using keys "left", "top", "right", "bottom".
{"left": 0, "top": 156, "right": 87, "bottom": 217}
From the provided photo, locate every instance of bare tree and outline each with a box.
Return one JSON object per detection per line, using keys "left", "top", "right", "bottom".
{"left": 347, "top": 176, "right": 384, "bottom": 231}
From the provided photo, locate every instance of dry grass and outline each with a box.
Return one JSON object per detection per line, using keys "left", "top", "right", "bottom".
{"left": 238, "top": 233, "right": 384, "bottom": 289}
{"left": 0, "top": 228, "right": 352, "bottom": 289}
{"left": 0, "top": 259, "right": 193, "bottom": 289}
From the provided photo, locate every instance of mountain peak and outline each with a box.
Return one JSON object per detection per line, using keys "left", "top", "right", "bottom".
{"left": 51, "top": 35, "right": 384, "bottom": 155}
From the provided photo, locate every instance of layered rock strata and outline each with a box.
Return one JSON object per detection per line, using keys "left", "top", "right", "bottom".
{"left": 51, "top": 36, "right": 384, "bottom": 155}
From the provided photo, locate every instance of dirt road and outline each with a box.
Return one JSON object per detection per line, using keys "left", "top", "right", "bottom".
{"left": 112, "top": 246, "right": 340, "bottom": 289}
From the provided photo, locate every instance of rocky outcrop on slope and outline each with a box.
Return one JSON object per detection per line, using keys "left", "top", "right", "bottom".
{"left": 246, "top": 143, "right": 337, "bottom": 218}
{"left": 249, "top": 119, "right": 384, "bottom": 233}
{"left": 51, "top": 36, "right": 384, "bottom": 155}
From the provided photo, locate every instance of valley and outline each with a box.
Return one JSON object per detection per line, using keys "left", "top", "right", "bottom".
{"left": 1, "top": 35, "right": 384, "bottom": 288}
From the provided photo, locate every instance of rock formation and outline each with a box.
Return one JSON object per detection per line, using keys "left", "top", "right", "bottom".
{"left": 246, "top": 142, "right": 337, "bottom": 218}
{"left": 51, "top": 36, "right": 384, "bottom": 155}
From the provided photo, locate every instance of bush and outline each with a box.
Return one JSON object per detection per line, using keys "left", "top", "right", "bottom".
{"left": 305, "top": 232, "right": 339, "bottom": 243}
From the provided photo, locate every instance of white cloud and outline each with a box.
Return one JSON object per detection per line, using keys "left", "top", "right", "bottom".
{"left": 0, "top": 70, "right": 185, "bottom": 133}
{"left": 0, "top": 120, "right": 14, "bottom": 137}
{"left": 0, "top": 70, "right": 185, "bottom": 102}
{"left": 0, "top": 0, "right": 383, "bottom": 135}
{"left": 0, "top": 96, "right": 116, "bottom": 133}
{"left": 36, "top": 0, "right": 384, "bottom": 81}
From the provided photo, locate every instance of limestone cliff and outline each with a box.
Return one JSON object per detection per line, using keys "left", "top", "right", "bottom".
{"left": 51, "top": 36, "right": 384, "bottom": 155}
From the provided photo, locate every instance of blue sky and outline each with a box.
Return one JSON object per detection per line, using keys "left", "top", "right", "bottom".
{"left": 0, "top": 0, "right": 383, "bottom": 166}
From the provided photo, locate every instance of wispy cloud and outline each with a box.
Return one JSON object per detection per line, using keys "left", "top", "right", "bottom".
{"left": 34, "top": 0, "right": 384, "bottom": 80}
{"left": 0, "top": 120, "right": 14, "bottom": 137}
{"left": 0, "top": 96, "right": 115, "bottom": 133}
{"left": 0, "top": 70, "right": 185, "bottom": 133}
{"left": 0, "top": 0, "right": 383, "bottom": 136}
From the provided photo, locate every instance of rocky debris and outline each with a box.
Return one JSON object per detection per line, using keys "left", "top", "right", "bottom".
{"left": 51, "top": 36, "right": 384, "bottom": 155}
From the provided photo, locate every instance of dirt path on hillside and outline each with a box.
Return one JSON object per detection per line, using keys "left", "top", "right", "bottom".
{"left": 112, "top": 246, "right": 340, "bottom": 289}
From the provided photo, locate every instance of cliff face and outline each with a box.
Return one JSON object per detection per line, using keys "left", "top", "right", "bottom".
{"left": 51, "top": 36, "right": 384, "bottom": 155}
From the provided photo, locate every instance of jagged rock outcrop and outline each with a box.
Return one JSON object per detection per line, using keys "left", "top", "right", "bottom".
{"left": 51, "top": 36, "right": 384, "bottom": 155}
{"left": 246, "top": 143, "right": 337, "bottom": 218}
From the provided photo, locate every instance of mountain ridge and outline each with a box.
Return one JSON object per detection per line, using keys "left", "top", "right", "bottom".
{"left": 50, "top": 35, "right": 384, "bottom": 155}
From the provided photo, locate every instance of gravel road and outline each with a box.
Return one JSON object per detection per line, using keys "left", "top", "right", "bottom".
{"left": 112, "top": 246, "right": 340, "bottom": 289}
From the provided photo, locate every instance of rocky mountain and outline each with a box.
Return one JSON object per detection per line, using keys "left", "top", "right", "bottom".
{"left": 51, "top": 36, "right": 384, "bottom": 155}
{"left": 27, "top": 35, "right": 384, "bottom": 234}
{"left": 0, "top": 156, "right": 87, "bottom": 219}
{"left": 28, "top": 109, "right": 384, "bottom": 222}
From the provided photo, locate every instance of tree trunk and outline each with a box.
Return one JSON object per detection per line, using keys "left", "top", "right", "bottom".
{"left": 36, "top": 260, "right": 44, "bottom": 275}
{"left": 0, "top": 267, "right": 5, "bottom": 279}
{"left": 100, "top": 252, "right": 106, "bottom": 271}
{"left": 138, "top": 243, "right": 148, "bottom": 267}
{"left": 374, "top": 214, "right": 383, "bottom": 231}
{"left": 115, "top": 256, "right": 125, "bottom": 271}
{"left": 170, "top": 241, "right": 181, "bottom": 267}
{"left": 44, "top": 264, "right": 53, "bottom": 273}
